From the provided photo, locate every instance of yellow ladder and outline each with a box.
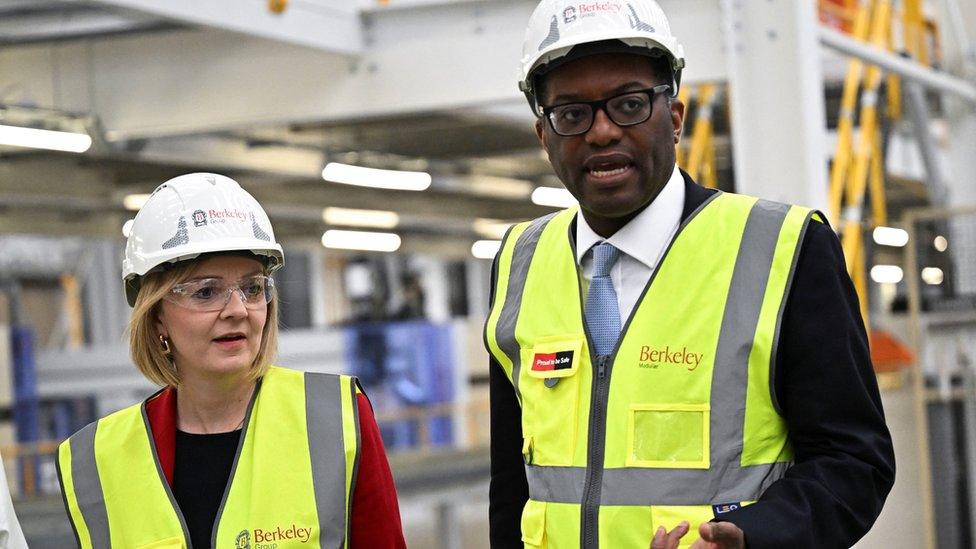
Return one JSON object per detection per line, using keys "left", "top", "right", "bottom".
{"left": 677, "top": 83, "right": 720, "bottom": 189}
{"left": 828, "top": 0, "right": 894, "bottom": 328}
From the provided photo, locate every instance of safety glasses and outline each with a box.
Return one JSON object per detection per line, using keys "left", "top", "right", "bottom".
{"left": 165, "top": 275, "right": 274, "bottom": 312}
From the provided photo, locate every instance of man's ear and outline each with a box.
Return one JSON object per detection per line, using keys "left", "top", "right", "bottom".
{"left": 670, "top": 98, "right": 686, "bottom": 143}
{"left": 535, "top": 117, "right": 551, "bottom": 157}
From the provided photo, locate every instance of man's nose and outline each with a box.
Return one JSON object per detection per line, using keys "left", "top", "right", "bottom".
{"left": 585, "top": 107, "right": 623, "bottom": 146}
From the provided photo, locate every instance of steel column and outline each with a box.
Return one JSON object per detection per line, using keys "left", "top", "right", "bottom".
{"left": 720, "top": 0, "right": 829, "bottom": 209}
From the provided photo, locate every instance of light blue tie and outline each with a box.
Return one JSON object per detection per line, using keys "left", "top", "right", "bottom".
{"left": 585, "top": 242, "right": 622, "bottom": 357}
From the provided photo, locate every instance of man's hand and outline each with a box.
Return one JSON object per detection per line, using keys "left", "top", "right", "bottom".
{"left": 649, "top": 521, "right": 689, "bottom": 549}
{"left": 689, "top": 522, "right": 745, "bottom": 549}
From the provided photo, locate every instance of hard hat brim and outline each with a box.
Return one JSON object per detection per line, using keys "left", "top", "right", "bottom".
{"left": 123, "top": 244, "right": 284, "bottom": 307}
{"left": 523, "top": 38, "right": 683, "bottom": 115}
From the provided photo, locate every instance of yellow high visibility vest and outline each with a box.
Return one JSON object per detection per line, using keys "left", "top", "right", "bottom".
{"left": 57, "top": 366, "right": 361, "bottom": 549}
{"left": 485, "top": 192, "right": 820, "bottom": 548}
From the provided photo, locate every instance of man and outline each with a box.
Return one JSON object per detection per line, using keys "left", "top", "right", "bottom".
{"left": 485, "top": 1, "right": 895, "bottom": 548}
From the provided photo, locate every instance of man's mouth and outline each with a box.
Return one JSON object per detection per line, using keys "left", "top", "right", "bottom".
{"left": 584, "top": 153, "right": 635, "bottom": 182}
{"left": 588, "top": 163, "right": 632, "bottom": 179}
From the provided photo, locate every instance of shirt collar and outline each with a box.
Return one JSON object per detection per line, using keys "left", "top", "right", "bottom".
{"left": 576, "top": 164, "right": 685, "bottom": 269}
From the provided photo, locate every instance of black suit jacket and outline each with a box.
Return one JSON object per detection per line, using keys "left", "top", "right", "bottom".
{"left": 488, "top": 172, "right": 895, "bottom": 548}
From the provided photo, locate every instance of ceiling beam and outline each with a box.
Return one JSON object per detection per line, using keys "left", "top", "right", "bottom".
{"left": 0, "top": 0, "right": 726, "bottom": 140}
{"left": 88, "top": 0, "right": 362, "bottom": 55}
{"left": 0, "top": 8, "right": 173, "bottom": 46}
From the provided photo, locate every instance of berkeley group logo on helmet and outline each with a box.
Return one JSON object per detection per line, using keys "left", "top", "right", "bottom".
{"left": 208, "top": 208, "right": 250, "bottom": 224}
{"left": 577, "top": 1, "right": 623, "bottom": 16}
{"left": 561, "top": 2, "right": 623, "bottom": 24}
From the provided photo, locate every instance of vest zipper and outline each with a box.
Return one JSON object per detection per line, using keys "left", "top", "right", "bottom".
{"left": 567, "top": 195, "right": 721, "bottom": 549}
{"left": 581, "top": 353, "right": 613, "bottom": 549}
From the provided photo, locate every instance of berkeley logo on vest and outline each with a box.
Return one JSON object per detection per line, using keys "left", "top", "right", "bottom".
{"left": 638, "top": 345, "right": 704, "bottom": 372}
{"left": 237, "top": 524, "right": 313, "bottom": 548}
{"left": 532, "top": 350, "right": 574, "bottom": 372}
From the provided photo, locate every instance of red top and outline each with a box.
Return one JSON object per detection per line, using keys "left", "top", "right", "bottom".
{"left": 145, "top": 385, "right": 406, "bottom": 548}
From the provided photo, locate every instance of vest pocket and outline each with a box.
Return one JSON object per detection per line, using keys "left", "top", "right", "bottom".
{"left": 519, "top": 335, "right": 585, "bottom": 466}
{"left": 136, "top": 536, "right": 185, "bottom": 549}
{"left": 523, "top": 336, "right": 582, "bottom": 379}
{"left": 521, "top": 499, "right": 547, "bottom": 547}
{"left": 626, "top": 404, "right": 710, "bottom": 469}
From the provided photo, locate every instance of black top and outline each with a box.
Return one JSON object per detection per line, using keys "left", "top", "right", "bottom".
{"left": 173, "top": 429, "right": 241, "bottom": 549}
{"left": 488, "top": 173, "right": 896, "bottom": 549}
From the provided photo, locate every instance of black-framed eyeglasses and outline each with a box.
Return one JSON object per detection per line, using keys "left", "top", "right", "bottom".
{"left": 542, "top": 84, "right": 673, "bottom": 136}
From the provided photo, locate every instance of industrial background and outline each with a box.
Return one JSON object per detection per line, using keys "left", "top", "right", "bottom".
{"left": 0, "top": 0, "right": 974, "bottom": 547}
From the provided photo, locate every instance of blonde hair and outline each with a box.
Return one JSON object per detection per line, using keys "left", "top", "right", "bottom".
{"left": 127, "top": 257, "right": 279, "bottom": 387}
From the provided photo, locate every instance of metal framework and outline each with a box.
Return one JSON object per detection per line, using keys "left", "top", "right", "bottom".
{"left": 678, "top": 83, "right": 720, "bottom": 189}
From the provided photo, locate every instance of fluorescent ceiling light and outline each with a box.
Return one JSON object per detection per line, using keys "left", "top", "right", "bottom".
{"left": 473, "top": 218, "right": 513, "bottom": 240}
{"left": 872, "top": 226, "right": 909, "bottom": 247}
{"left": 322, "top": 162, "right": 431, "bottom": 191}
{"left": 934, "top": 235, "right": 948, "bottom": 252}
{"left": 323, "top": 207, "right": 399, "bottom": 229}
{"left": 0, "top": 124, "right": 92, "bottom": 153}
{"left": 472, "top": 240, "right": 502, "bottom": 259}
{"left": 531, "top": 187, "right": 577, "bottom": 208}
{"left": 321, "top": 229, "right": 401, "bottom": 252}
{"left": 123, "top": 193, "right": 151, "bottom": 211}
{"left": 122, "top": 219, "right": 135, "bottom": 238}
{"left": 922, "top": 267, "right": 944, "bottom": 285}
{"left": 870, "top": 265, "right": 904, "bottom": 284}
{"left": 468, "top": 176, "right": 534, "bottom": 199}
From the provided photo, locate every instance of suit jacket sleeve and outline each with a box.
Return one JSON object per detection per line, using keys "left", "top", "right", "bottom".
{"left": 488, "top": 244, "right": 531, "bottom": 548}
{"left": 717, "top": 220, "right": 896, "bottom": 548}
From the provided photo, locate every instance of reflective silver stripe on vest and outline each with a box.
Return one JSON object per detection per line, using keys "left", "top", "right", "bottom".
{"left": 524, "top": 198, "right": 794, "bottom": 505}
{"left": 707, "top": 199, "right": 791, "bottom": 496}
{"left": 306, "top": 372, "right": 349, "bottom": 549}
{"left": 69, "top": 421, "right": 112, "bottom": 548}
{"left": 526, "top": 461, "right": 792, "bottom": 505}
{"left": 495, "top": 212, "right": 560, "bottom": 402}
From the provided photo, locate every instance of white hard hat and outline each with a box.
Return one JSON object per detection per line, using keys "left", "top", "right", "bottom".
{"left": 518, "top": 0, "right": 686, "bottom": 115}
{"left": 122, "top": 172, "right": 284, "bottom": 306}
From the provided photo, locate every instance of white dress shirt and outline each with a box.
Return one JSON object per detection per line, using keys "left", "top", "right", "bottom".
{"left": 576, "top": 164, "right": 685, "bottom": 325}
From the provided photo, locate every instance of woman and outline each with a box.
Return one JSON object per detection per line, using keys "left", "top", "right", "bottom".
{"left": 56, "top": 173, "right": 405, "bottom": 548}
